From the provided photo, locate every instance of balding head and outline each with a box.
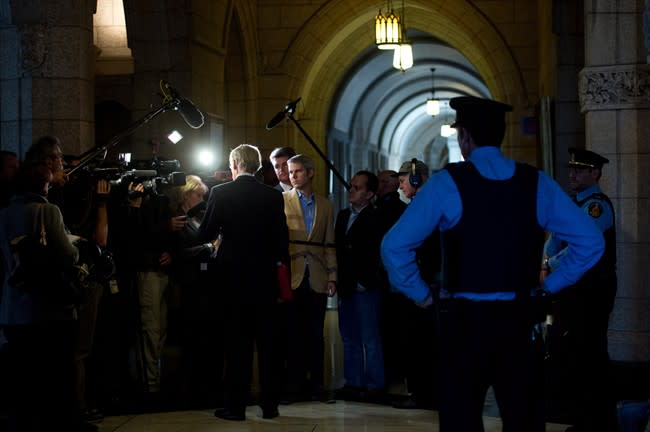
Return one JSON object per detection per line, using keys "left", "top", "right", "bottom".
{"left": 377, "top": 170, "right": 400, "bottom": 198}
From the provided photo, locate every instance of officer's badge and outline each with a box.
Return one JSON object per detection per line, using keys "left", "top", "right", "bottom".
{"left": 588, "top": 202, "right": 603, "bottom": 218}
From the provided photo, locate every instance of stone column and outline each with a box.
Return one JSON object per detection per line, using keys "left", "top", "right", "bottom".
{"left": 579, "top": 1, "right": 650, "bottom": 365}
{"left": 4, "top": 0, "right": 96, "bottom": 155}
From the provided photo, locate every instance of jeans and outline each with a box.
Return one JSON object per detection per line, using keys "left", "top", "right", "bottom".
{"left": 618, "top": 400, "right": 650, "bottom": 432}
{"left": 338, "top": 288, "right": 385, "bottom": 389}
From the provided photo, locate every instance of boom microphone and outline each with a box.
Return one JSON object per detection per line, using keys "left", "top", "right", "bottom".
{"left": 162, "top": 81, "right": 205, "bottom": 129}
{"left": 176, "top": 98, "right": 205, "bottom": 129}
{"left": 265, "top": 97, "right": 301, "bottom": 130}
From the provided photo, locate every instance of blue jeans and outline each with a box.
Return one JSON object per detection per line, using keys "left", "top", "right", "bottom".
{"left": 618, "top": 400, "right": 650, "bottom": 432}
{"left": 338, "top": 288, "right": 385, "bottom": 389}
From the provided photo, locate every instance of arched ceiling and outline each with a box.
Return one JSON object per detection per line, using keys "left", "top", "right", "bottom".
{"left": 329, "top": 30, "right": 490, "bottom": 170}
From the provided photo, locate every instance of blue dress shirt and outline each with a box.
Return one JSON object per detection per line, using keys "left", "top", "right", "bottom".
{"left": 297, "top": 190, "right": 315, "bottom": 237}
{"left": 380, "top": 146, "right": 605, "bottom": 303}
{"left": 544, "top": 183, "right": 613, "bottom": 271}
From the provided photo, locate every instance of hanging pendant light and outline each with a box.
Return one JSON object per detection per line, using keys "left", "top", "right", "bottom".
{"left": 375, "top": 0, "right": 401, "bottom": 50}
{"left": 391, "top": 0, "right": 413, "bottom": 71}
{"left": 441, "top": 124, "right": 455, "bottom": 137}
{"left": 393, "top": 43, "right": 413, "bottom": 71}
{"left": 426, "top": 68, "right": 440, "bottom": 115}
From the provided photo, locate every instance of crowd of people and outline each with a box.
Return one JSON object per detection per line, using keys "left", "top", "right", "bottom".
{"left": 0, "top": 95, "right": 620, "bottom": 432}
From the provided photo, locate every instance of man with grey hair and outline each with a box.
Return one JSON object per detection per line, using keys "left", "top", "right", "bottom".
{"left": 282, "top": 154, "right": 337, "bottom": 403}
{"left": 200, "top": 144, "right": 290, "bottom": 421}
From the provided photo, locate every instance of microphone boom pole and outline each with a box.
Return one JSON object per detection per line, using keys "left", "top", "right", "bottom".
{"left": 287, "top": 113, "right": 350, "bottom": 191}
{"left": 66, "top": 98, "right": 180, "bottom": 176}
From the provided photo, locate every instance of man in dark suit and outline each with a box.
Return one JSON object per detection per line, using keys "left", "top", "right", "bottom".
{"left": 200, "top": 144, "right": 290, "bottom": 421}
{"left": 334, "top": 171, "right": 385, "bottom": 402}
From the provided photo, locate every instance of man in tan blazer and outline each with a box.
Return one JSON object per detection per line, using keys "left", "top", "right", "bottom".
{"left": 282, "top": 154, "right": 337, "bottom": 403}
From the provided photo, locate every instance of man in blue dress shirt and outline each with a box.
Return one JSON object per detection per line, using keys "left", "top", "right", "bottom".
{"left": 381, "top": 96, "right": 605, "bottom": 432}
{"left": 543, "top": 148, "right": 617, "bottom": 432}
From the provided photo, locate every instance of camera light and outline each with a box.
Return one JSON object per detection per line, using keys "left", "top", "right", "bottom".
{"left": 197, "top": 149, "right": 215, "bottom": 167}
{"left": 167, "top": 130, "right": 183, "bottom": 144}
{"left": 118, "top": 152, "right": 131, "bottom": 163}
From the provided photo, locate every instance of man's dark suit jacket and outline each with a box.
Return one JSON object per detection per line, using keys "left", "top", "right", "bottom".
{"left": 334, "top": 205, "right": 383, "bottom": 298}
{"left": 199, "top": 175, "right": 289, "bottom": 304}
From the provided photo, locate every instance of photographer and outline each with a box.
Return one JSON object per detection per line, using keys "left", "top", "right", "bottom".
{"left": 0, "top": 139, "right": 81, "bottom": 431}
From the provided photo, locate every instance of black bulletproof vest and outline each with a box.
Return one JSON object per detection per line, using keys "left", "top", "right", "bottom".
{"left": 443, "top": 162, "right": 545, "bottom": 294}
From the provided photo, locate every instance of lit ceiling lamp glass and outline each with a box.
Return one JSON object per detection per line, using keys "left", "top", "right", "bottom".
{"left": 441, "top": 124, "right": 455, "bottom": 137}
{"left": 393, "top": 43, "right": 413, "bottom": 71}
{"left": 426, "top": 68, "right": 440, "bottom": 115}
{"left": 375, "top": 0, "right": 401, "bottom": 50}
{"left": 391, "top": 0, "right": 412, "bottom": 71}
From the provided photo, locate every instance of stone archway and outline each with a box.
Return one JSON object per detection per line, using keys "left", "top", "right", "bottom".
{"left": 273, "top": 0, "right": 530, "bottom": 192}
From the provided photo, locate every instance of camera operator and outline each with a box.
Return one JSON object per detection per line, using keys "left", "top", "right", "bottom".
{"left": 124, "top": 175, "right": 183, "bottom": 401}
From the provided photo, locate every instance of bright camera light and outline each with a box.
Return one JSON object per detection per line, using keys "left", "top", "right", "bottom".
{"left": 197, "top": 149, "right": 215, "bottom": 167}
{"left": 168, "top": 130, "right": 183, "bottom": 144}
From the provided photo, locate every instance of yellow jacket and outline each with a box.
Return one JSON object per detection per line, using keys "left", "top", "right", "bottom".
{"left": 283, "top": 190, "right": 337, "bottom": 292}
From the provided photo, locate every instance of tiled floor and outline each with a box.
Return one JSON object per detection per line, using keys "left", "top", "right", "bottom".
{"left": 97, "top": 401, "right": 569, "bottom": 432}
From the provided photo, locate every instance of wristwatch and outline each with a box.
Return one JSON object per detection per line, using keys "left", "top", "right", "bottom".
{"left": 542, "top": 257, "right": 550, "bottom": 271}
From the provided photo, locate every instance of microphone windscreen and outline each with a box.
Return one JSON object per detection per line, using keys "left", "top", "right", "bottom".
{"left": 178, "top": 98, "right": 205, "bottom": 129}
{"left": 266, "top": 111, "right": 287, "bottom": 130}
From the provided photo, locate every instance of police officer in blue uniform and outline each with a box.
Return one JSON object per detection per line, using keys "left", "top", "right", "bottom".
{"left": 381, "top": 96, "right": 605, "bottom": 432}
{"left": 543, "top": 148, "right": 617, "bottom": 432}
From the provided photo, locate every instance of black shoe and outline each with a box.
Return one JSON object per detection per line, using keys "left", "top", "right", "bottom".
{"left": 335, "top": 385, "right": 364, "bottom": 401}
{"left": 362, "top": 388, "right": 386, "bottom": 404}
{"left": 214, "top": 408, "right": 245, "bottom": 421}
{"left": 313, "top": 390, "right": 336, "bottom": 404}
{"left": 261, "top": 407, "right": 279, "bottom": 419}
{"left": 392, "top": 396, "right": 418, "bottom": 409}
{"left": 78, "top": 421, "right": 99, "bottom": 432}
{"left": 81, "top": 408, "right": 104, "bottom": 424}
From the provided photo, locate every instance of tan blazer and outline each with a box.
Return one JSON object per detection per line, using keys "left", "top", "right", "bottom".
{"left": 283, "top": 190, "right": 337, "bottom": 293}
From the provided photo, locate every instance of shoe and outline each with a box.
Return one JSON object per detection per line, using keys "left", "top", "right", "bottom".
{"left": 78, "top": 421, "right": 99, "bottom": 432}
{"left": 392, "top": 396, "right": 418, "bottom": 409}
{"left": 313, "top": 390, "right": 336, "bottom": 404}
{"left": 335, "top": 385, "right": 364, "bottom": 401}
{"left": 261, "top": 407, "right": 279, "bottom": 419}
{"left": 81, "top": 408, "right": 104, "bottom": 424}
{"left": 362, "top": 388, "right": 386, "bottom": 404}
{"left": 214, "top": 407, "right": 245, "bottom": 421}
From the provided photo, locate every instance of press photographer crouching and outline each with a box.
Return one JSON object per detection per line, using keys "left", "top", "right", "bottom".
{"left": 0, "top": 138, "right": 83, "bottom": 431}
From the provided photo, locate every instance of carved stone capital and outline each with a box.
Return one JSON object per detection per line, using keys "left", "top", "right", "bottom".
{"left": 579, "top": 65, "right": 650, "bottom": 113}
{"left": 19, "top": 23, "right": 49, "bottom": 73}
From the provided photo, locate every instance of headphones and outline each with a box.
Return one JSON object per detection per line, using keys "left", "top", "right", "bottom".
{"left": 409, "top": 158, "right": 423, "bottom": 188}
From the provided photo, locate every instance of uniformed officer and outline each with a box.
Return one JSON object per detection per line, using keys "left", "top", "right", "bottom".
{"left": 542, "top": 148, "right": 617, "bottom": 432}
{"left": 381, "top": 96, "right": 605, "bottom": 432}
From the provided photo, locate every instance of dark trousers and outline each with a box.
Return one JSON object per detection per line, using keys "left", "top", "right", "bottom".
{"left": 180, "top": 284, "right": 224, "bottom": 408}
{"left": 560, "top": 281, "right": 618, "bottom": 432}
{"left": 287, "top": 275, "right": 328, "bottom": 396}
{"left": 222, "top": 300, "right": 279, "bottom": 414}
{"left": 4, "top": 320, "right": 78, "bottom": 432}
{"left": 437, "top": 299, "right": 541, "bottom": 432}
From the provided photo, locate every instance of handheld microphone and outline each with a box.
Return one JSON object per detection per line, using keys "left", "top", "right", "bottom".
{"left": 162, "top": 81, "right": 205, "bottom": 129}
{"left": 265, "top": 97, "right": 301, "bottom": 130}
